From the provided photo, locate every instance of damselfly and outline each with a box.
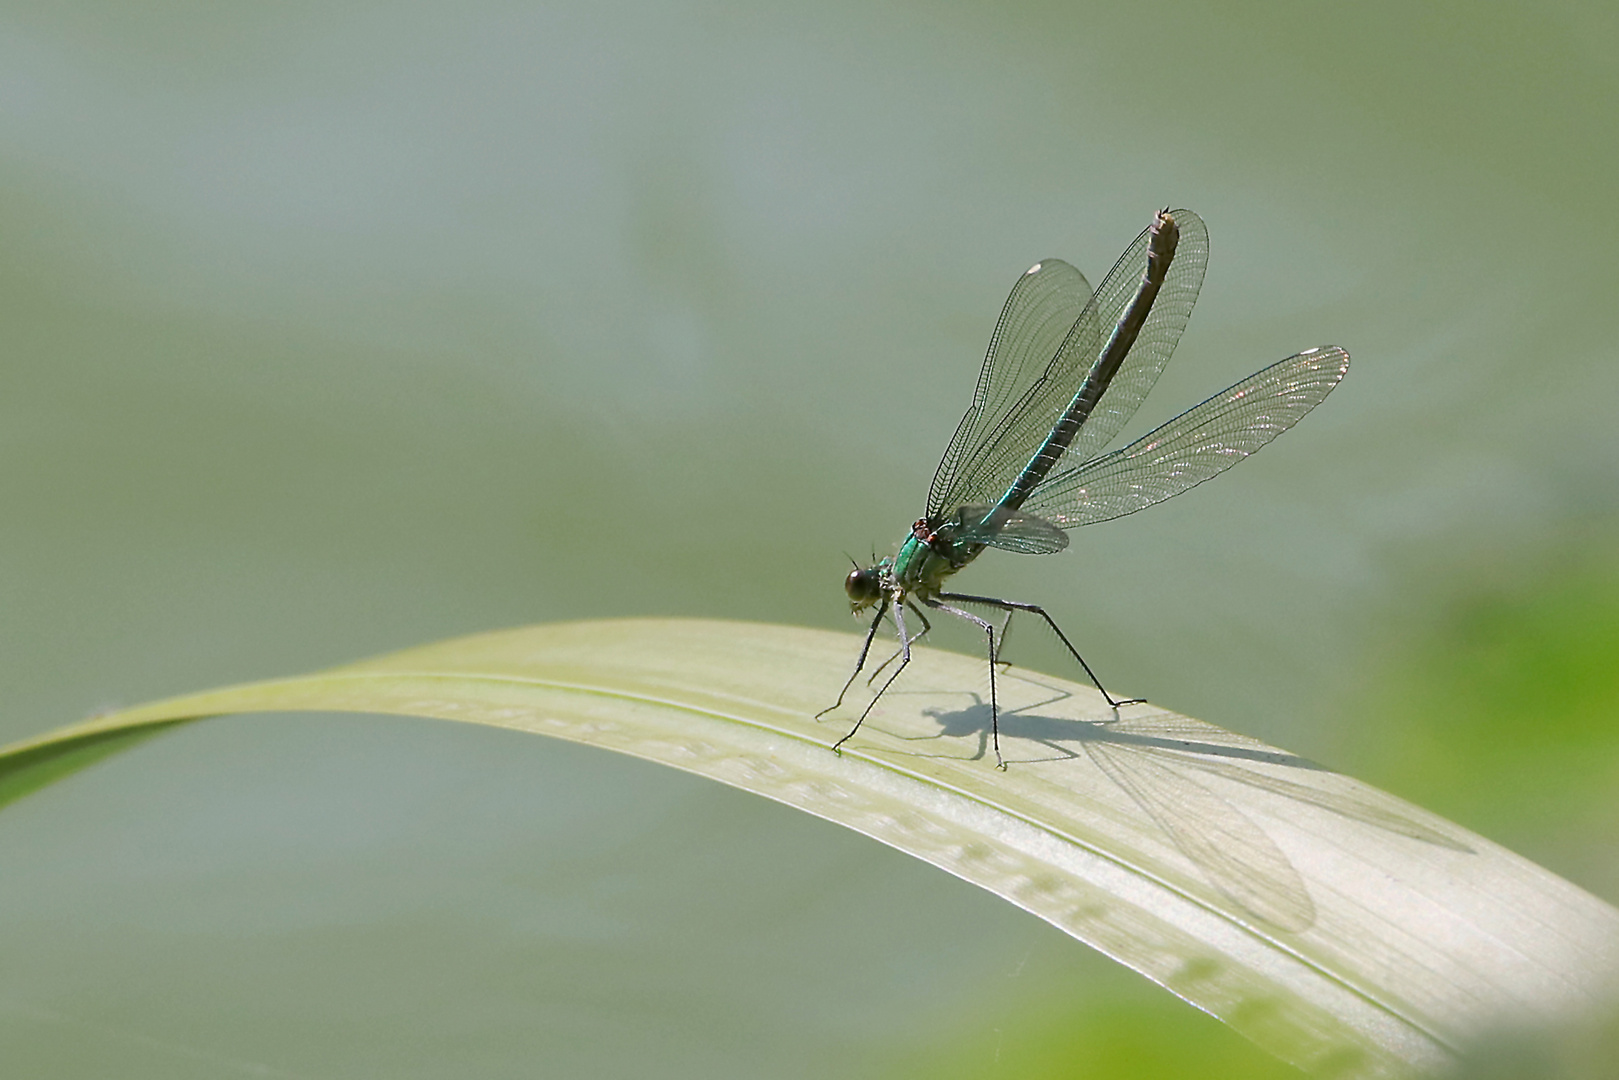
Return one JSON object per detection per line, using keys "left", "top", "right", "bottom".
{"left": 820, "top": 208, "right": 1348, "bottom": 767}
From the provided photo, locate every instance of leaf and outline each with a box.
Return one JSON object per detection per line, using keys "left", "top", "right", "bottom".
{"left": 3, "top": 618, "right": 1617, "bottom": 1077}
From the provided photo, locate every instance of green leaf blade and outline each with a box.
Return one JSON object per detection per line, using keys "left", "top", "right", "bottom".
{"left": 4, "top": 617, "right": 1617, "bottom": 1077}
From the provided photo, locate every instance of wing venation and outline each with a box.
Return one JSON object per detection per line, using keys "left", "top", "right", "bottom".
{"left": 1022, "top": 346, "right": 1350, "bottom": 529}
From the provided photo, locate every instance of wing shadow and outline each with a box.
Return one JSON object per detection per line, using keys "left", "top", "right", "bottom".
{"left": 872, "top": 681, "right": 1472, "bottom": 933}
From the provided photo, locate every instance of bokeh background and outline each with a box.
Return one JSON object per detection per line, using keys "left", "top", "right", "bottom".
{"left": 3, "top": 2, "right": 1617, "bottom": 1077}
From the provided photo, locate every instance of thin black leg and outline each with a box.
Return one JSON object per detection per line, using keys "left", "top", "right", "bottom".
{"left": 993, "top": 608, "right": 1015, "bottom": 670}
{"left": 817, "top": 597, "right": 889, "bottom": 721}
{"left": 866, "top": 601, "right": 933, "bottom": 685}
{"left": 924, "top": 596, "right": 1004, "bottom": 768}
{"left": 935, "top": 591, "right": 1144, "bottom": 709}
{"left": 833, "top": 599, "right": 912, "bottom": 753}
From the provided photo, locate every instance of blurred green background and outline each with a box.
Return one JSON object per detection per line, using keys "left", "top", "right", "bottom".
{"left": 2, "top": 1, "right": 1617, "bottom": 1076}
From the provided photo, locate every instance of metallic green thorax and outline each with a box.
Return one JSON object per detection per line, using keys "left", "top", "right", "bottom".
{"left": 891, "top": 526, "right": 981, "bottom": 597}
{"left": 845, "top": 518, "right": 987, "bottom": 613}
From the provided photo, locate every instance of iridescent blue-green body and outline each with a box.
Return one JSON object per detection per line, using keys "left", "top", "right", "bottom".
{"left": 820, "top": 207, "right": 1350, "bottom": 768}
{"left": 847, "top": 520, "right": 984, "bottom": 611}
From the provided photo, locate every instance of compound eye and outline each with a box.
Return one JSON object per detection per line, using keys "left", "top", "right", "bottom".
{"left": 844, "top": 567, "right": 882, "bottom": 604}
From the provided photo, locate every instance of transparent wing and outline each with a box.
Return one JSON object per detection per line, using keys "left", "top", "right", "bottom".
{"left": 925, "top": 259, "right": 1097, "bottom": 517}
{"left": 1055, "top": 208, "right": 1208, "bottom": 467}
{"left": 1023, "top": 346, "right": 1349, "bottom": 529}
{"left": 945, "top": 504, "right": 1069, "bottom": 554}
{"left": 927, "top": 209, "right": 1210, "bottom": 519}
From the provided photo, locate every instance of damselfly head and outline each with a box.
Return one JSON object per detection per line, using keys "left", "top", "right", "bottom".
{"left": 844, "top": 565, "right": 884, "bottom": 611}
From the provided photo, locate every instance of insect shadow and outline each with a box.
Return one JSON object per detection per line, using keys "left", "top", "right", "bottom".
{"left": 877, "top": 680, "right": 1472, "bottom": 933}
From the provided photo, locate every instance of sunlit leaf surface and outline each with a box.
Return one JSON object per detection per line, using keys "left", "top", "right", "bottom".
{"left": 4, "top": 619, "right": 1617, "bottom": 1077}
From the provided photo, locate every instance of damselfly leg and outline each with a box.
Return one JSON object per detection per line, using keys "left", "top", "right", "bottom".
{"left": 936, "top": 591, "right": 1144, "bottom": 709}
{"left": 865, "top": 601, "right": 932, "bottom": 685}
{"left": 817, "top": 597, "right": 889, "bottom": 722}
{"left": 831, "top": 601, "right": 917, "bottom": 754}
{"left": 921, "top": 596, "right": 1005, "bottom": 766}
